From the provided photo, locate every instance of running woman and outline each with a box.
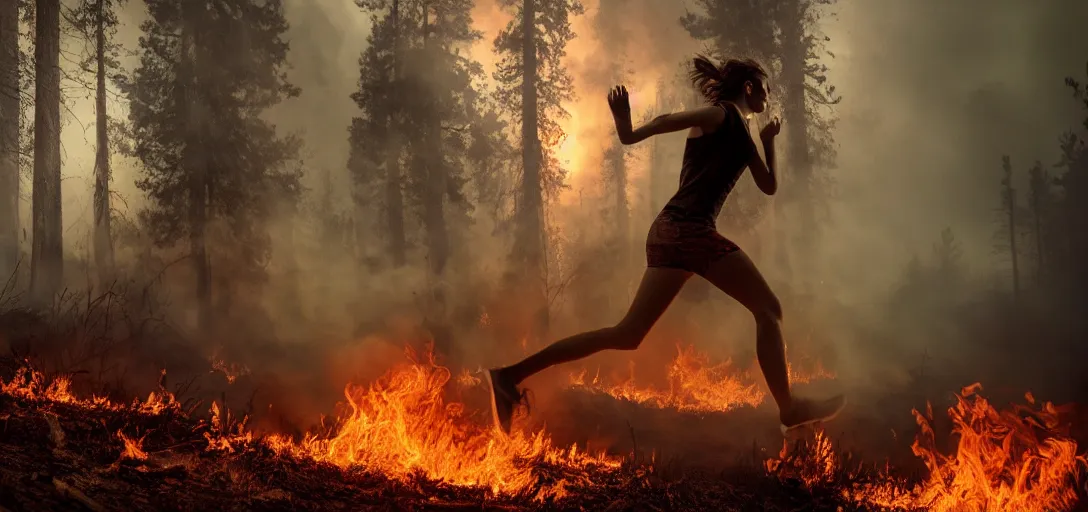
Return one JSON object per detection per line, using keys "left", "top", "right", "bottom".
{"left": 486, "top": 55, "right": 845, "bottom": 435}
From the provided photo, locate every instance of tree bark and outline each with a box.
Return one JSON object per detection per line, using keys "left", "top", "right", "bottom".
{"left": 386, "top": 0, "right": 406, "bottom": 267}
{"left": 421, "top": 4, "right": 448, "bottom": 276}
{"left": 30, "top": 0, "right": 64, "bottom": 303}
{"left": 183, "top": 18, "right": 211, "bottom": 331}
{"left": 1002, "top": 156, "right": 1020, "bottom": 301}
{"left": 517, "top": 0, "right": 548, "bottom": 334}
{"left": 93, "top": 0, "right": 114, "bottom": 284}
{"left": 776, "top": 0, "right": 814, "bottom": 289}
{"left": 0, "top": 0, "right": 19, "bottom": 278}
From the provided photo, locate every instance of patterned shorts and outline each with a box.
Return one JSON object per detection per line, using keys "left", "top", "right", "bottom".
{"left": 645, "top": 213, "right": 741, "bottom": 276}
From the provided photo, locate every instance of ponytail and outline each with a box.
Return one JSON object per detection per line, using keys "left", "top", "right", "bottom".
{"left": 689, "top": 54, "right": 767, "bottom": 106}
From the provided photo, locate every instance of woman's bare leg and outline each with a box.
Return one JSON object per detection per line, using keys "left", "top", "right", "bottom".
{"left": 699, "top": 249, "right": 845, "bottom": 429}
{"left": 487, "top": 267, "right": 691, "bottom": 432}
{"left": 699, "top": 250, "right": 791, "bottom": 410}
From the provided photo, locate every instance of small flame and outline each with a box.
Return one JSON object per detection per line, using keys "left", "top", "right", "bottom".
{"left": 0, "top": 367, "right": 77, "bottom": 403}
{"left": 570, "top": 344, "right": 836, "bottom": 413}
{"left": 204, "top": 401, "right": 252, "bottom": 453}
{"left": 117, "top": 430, "right": 148, "bottom": 461}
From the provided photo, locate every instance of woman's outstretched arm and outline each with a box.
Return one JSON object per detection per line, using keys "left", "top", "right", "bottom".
{"left": 608, "top": 85, "right": 723, "bottom": 145}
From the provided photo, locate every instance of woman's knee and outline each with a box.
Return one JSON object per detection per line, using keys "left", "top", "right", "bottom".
{"left": 608, "top": 321, "right": 649, "bottom": 351}
{"left": 752, "top": 294, "right": 783, "bottom": 325}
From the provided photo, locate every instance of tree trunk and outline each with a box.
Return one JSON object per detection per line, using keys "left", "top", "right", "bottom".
{"left": 1002, "top": 156, "right": 1020, "bottom": 301}
{"left": 93, "top": 0, "right": 114, "bottom": 284}
{"left": 0, "top": 0, "right": 19, "bottom": 278}
{"left": 30, "top": 0, "right": 64, "bottom": 304}
{"left": 386, "top": 0, "right": 406, "bottom": 267}
{"left": 421, "top": 4, "right": 448, "bottom": 276}
{"left": 183, "top": 20, "right": 211, "bottom": 331}
{"left": 776, "top": 0, "right": 813, "bottom": 290}
{"left": 517, "top": 0, "right": 548, "bottom": 334}
{"left": 1028, "top": 163, "right": 1045, "bottom": 285}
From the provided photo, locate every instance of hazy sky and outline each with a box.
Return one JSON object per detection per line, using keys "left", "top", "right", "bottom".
{"left": 39, "top": 0, "right": 1088, "bottom": 292}
{"left": 815, "top": 0, "right": 1087, "bottom": 294}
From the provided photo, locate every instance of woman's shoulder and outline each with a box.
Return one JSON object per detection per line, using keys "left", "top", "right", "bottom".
{"left": 716, "top": 102, "right": 747, "bottom": 125}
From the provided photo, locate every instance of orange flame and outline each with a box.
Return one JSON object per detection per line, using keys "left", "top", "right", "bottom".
{"left": 767, "top": 383, "right": 1088, "bottom": 511}
{"left": 210, "top": 356, "right": 250, "bottom": 384}
{"left": 117, "top": 430, "right": 148, "bottom": 461}
{"left": 266, "top": 347, "right": 620, "bottom": 496}
{"left": 887, "top": 383, "right": 1088, "bottom": 511}
{"left": 5, "top": 353, "right": 1083, "bottom": 506}
{"left": 0, "top": 367, "right": 77, "bottom": 403}
{"left": 570, "top": 344, "right": 834, "bottom": 413}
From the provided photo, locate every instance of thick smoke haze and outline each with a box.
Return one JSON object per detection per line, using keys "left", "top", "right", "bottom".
{"left": 825, "top": 0, "right": 1088, "bottom": 290}
{"left": 6, "top": 0, "right": 1087, "bottom": 426}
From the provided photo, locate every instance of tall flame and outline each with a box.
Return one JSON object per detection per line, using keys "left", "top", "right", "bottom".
{"left": 767, "top": 383, "right": 1088, "bottom": 512}
{"left": 266, "top": 347, "right": 619, "bottom": 496}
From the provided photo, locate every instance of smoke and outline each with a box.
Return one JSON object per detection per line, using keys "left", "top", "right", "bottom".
{"left": 819, "top": 0, "right": 1088, "bottom": 397}
{"left": 8, "top": 0, "right": 1088, "bottom": 432}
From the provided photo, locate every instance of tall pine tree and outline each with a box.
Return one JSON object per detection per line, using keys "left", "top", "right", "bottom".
{"left": 493, "top": 0, "right": 583, "bottom": 337}
{"left": 0, "top": 0, "right": 20, "bottom": 278}
{"left": 29, "top": 0, "right": 63, "bottom": 303}
{"left": 350, "top": 0, "right": 406, "bottom": 269}
{"left": 69, "top": 0, "right": 126, "bottom": 284}
{"left": 122, "top": 0, "right": 302, "bottom": 330}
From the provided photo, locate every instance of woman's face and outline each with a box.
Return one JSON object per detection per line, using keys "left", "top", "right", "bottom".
{"left": 746, "top": 78, "right": 770, "bottom": 113}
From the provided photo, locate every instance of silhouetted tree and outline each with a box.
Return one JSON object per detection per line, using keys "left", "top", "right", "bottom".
{"left": 29, "top": 0, "right": 63, "bottom": 304}
{"left": 997, "top": 155, "right": 1020, "bottom": 300}
{"left": 1058, "top": 65, "right": 1088, "bottom": 294}
{"left": 0, "top": 0, "right": 20, "bottom": 277}
{"left": 122, "top": 0, "right": 302, "bottom": 330}
{"left": 69, "top": 0, "right": 126, "bottom": 283}
{"left": 493, "top": 0, "right": 584, "bottom": 335}
{"left": 1026, "top": 160, "right": 1054, "bottom": 285}
{"left": 350, "top": 0, "right": 406, "bottom": 268}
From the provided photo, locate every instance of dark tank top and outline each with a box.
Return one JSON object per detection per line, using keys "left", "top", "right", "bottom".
{"left": 660, "top": 103, "right": 755, "bottom": 226}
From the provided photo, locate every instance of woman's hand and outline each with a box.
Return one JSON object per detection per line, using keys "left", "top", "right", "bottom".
{"left": 759, "top": 116, "right": 782, "bottom": 141}
{"left": 608, "top": 85, "right": 631, "bottom": 119}
{"left": 608, "top": 85, "right": 633, "bottom": 142}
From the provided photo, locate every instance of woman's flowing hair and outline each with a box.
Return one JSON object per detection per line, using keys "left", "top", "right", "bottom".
{"left": 689, "top": 54, "right": 767, "bottom": 106}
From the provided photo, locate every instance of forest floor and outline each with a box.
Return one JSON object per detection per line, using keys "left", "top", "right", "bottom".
{"left": 2, "top": 353, "right": 1086, "bottom": 512}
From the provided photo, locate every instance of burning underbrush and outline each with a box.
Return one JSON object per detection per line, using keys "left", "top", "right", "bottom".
{"left": 567, "top": 343, "right": 835, "bottom": 414}
{"left": 1, "top": 345, "right": 1086, "bottom": 511}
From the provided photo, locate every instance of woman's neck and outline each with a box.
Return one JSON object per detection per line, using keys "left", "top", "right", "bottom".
{"left": 731, "top": 98, "right": 755, "bottom": 119}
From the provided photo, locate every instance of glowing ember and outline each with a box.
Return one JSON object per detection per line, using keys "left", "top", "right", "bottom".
{"left": 266, "top": 347, "right": 620, "bottom": 496}
{"left": 210, "top": 356, "right": 251, "bottom": 384}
